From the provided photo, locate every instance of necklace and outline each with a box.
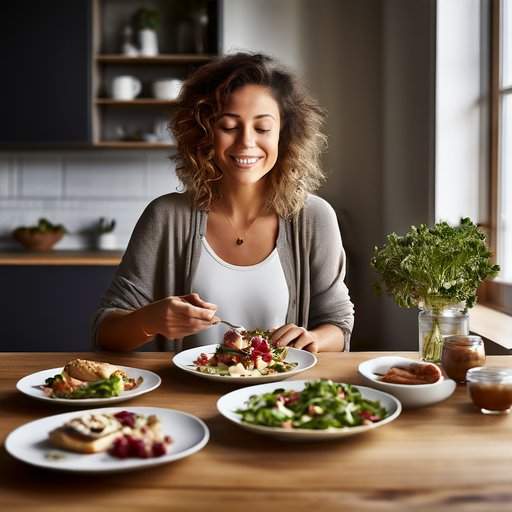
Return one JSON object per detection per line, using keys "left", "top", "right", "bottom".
{"left": 222, "top": 209, "right": 261, "bottom": 246}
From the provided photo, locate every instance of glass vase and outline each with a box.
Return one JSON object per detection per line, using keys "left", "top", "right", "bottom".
{"left": 418, "top": 304, "right": 469, "bottom": 363}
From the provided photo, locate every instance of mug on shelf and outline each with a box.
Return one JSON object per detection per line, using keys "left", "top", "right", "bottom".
{"left": 152, "top": 79, "right": 183, "bottom": 100}
{"left": 111, "top": 76, "right": 142, "bottom": 100}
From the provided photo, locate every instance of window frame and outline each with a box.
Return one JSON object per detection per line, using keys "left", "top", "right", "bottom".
{"left": 479, "top": 0, "right": 512, "bottom": 315}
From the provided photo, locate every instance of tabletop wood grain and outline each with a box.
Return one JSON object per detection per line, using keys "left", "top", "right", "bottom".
{"left": 1, "top": 352, "right": 512, "bottom": 511}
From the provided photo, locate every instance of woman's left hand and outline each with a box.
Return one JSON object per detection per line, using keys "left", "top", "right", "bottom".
{"left": 270, "top": 324, "right": 319, "bottom": 353}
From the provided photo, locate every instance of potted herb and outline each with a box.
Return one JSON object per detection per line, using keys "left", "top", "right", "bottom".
{"left": 96, "top": 217, "right": 117, "bottom": 250}
{"left": 12, "top": 218, "right": 67, "bottom": 252}
{"left": 132, "top": 7, "right": 160, "bottom": 56}
{"left": 371, "top": 218, "right": 500, "bottom": 362}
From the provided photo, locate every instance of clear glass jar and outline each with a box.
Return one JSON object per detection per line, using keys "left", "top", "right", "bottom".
{"left": 441, "top": 335, "right": 485, "bottom": 382}
{"left": 418, "top": 304, "right": 469, "bottom": 363}
{"left": 466, "top": 367, "right": 512, "bottom": 414}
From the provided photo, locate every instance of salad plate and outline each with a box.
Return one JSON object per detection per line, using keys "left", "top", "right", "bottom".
{"left": 16, "top": 365, "right": 161, "bottom": 406}
{"left": 217, "top": 379, "right": 402, "bottom": 441}
{"left": 172, "top": 344, "right": 317, "bottom": 384}
{"left": 358, "top": 356, "right": 456, "bottom": 408}
{"left": 5, "top": 406, "right": 209, "bottom": 473}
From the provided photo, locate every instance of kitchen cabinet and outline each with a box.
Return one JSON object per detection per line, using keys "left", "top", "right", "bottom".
{"left": 1, "top": 0, "right": 220, "bottom": 149}
{"left": 0, "top": 266, "right": 116, "bottom": 351}
{"left": 1, "top": 0, "right": 92, "bottom": 146}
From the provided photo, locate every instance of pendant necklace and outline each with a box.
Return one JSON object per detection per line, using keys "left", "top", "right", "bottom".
{"left": 222, "top": 209, "right": 261, "bottom": 246}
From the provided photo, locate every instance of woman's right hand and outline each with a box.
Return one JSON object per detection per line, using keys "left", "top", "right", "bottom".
{"left": 140, "top": 293, "right": 218, "bottom": 339}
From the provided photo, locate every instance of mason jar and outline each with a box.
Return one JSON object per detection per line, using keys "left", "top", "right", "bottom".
{"left": 418, "top": 304, "right": 469, "bottom": 363}
{"left": 467, "top": 367, "right": 512, "bottom": 414}
{"left": 441, "top": 335, "right": 485, "bottom": 382}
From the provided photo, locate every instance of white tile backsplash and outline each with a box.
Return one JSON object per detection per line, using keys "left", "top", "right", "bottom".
{"left": 0, "top": 156, "right": 9, "bottom": 198}
{"left": 0, "top": 150, "right": 179, "bottom": 250}
{"left": 64, "top": 152, "right": 147, "bottom": 198}
{"left": 19, "top": 154, "right": 63, "bottom": 198}
{"left": 147, "top": 152, "right": 181, "bottom": 197}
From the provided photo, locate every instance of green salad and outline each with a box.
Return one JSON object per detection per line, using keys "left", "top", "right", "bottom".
{"left": 236, "top": 380, "right": 388, "bottom": 429}
{"left": 44, "top": 373, "right": 124, "bottom": 399}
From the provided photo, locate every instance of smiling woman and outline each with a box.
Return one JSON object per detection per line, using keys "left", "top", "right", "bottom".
{"left": 92, "top": 52, "right": 354, "bottom": 354}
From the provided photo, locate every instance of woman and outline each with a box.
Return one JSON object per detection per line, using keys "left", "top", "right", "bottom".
{"left": 93, "top": 52, "right": 354, "bottom": 352}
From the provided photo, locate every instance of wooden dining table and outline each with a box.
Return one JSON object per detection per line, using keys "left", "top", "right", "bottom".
{"left": 1, "top": 351, "right": 512, "bottom": 512}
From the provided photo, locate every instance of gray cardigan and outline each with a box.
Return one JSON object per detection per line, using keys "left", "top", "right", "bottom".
{"left": 92, "top": 192, "right": 354, "bottom": 351}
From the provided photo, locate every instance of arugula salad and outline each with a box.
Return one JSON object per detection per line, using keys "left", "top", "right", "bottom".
{"left": 236, "top": 380, "right": 388, "bottom": 429}
{"left": 194, "top": 329, "right": 298, "bottom": 377}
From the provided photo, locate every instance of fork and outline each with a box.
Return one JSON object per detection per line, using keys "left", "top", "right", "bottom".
{"left": 217, "top": 319, "right": 246, "bottom": 332}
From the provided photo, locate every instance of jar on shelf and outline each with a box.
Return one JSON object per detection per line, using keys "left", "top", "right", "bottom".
{"left": 441, "top": 335, "right": 485, "bottom": 383}
{"left": 466, "top": 367, "right": 512, "bottom": 414}
{"left": 418, "top": 303, "right": 469, "bottom": 363}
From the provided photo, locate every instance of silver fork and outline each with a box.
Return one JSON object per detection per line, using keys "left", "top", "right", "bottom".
{"left": 217, "top": 319, "right": 246, "bottom": 332}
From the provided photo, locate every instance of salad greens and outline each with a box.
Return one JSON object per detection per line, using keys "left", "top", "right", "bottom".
{"left": 236, "top": 380, "right": 387, "bottom": 429}
{"left": 371, "top": 218, "right": 499, "bottom": 310}
{"left": 45, "top": 373, "right": 124, "bottom": 399}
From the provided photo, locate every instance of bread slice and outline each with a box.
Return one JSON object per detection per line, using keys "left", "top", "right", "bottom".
{"left": 48, "top": 412, "right": 123, "bottom": 454}
{"left": 49, "top": 427, "right": 121, "bottom": 454}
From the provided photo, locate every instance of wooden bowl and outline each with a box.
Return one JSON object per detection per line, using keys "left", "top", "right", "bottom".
{"left": 12, "top": 229, "right": 64, "bottom": 252}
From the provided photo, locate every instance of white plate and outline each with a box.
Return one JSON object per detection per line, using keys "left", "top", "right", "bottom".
{"left": 172, "top": 345, "right": 317, "bottom": 384}
{"left": 358, "top": 356, "right": 456, "bottom": 408}
{"left": 217, "top": 380, "right": 402, "bottom": 441}
{"left": 16, "top": 366, "right": 161, "bottom": 406}
{"left": 5, "top": 406, "right": 209, "bottom": 473}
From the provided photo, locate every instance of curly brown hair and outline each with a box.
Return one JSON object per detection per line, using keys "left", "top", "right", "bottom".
{"left": 171, "top": 52, "right": 327, "bottom": 218}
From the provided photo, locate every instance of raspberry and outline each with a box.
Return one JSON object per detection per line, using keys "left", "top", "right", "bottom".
{"left": 152, "top": 442, "right": 166, "bottom": 457}
{"left": 114, "top": 411, "right": 136, "bottom": 428}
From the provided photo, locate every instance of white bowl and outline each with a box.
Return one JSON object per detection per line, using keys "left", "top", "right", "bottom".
{"left": 358, "top": 356, "right": 456, "bottom": 409}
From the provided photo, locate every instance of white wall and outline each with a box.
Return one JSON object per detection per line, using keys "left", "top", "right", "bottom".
{"left": 435, "top": 0, "right": 483, "bottom": 224}
{"left": 222, "top": 0, "right": 306, "bottom": 74}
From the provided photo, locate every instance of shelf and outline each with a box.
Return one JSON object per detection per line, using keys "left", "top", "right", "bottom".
{"left": 92, "top": 0, "right": 219, "bottom": 154}
{"left": 96, "top": 54, "right": 215, "bottom": 64}
{"left": 95, "top": 99, "right": 178, "bottom": 106}
{"left": 93, "top": 141, "right": 175, "bottom": 149}
{"left": 0, "top": 250, "right": 123, "bottom": 266}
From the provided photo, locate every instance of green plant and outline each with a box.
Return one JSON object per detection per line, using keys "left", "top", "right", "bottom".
{"left": 371, "top": 218, "right": 499, "bottom": 310}
{"left": 21, "top": 218, "right": 66, "bottom": 234}
{"left": 97, "top": 217, "right": 116, "bottom": 234}
{"left": 132, "top": 7, "right": 160, "bottom": 31}
{"left": 371, "top": 218, "right": 500, "bottom": 361}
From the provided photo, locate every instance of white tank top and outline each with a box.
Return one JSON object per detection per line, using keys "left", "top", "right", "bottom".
{"left": 187, "top": 237, "right": 289, "bottom": 348}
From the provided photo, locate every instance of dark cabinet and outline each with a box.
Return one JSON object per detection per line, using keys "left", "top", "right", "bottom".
{"left": 1, "top": 1, "right": 91, "bottom": 146}
{"left": 1, "top": 266, "right": 114, "bottom": 351}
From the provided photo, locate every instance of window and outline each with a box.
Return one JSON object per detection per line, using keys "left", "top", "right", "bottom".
{"left": 481, "top": 0, "right": 512, "bottom": 314}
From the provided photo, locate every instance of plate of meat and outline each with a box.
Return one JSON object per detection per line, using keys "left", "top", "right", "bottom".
{"left": 358, "top": 356, "right": 456, "bottom": 408}
{"left": 16, "top": 358, "right": 161, "bottom": 406}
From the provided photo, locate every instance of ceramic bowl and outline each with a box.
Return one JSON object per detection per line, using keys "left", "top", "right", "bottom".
{"left": 12, "top": 229, "right": 64, "bottom": 252}
{"left": 358, "top": 356, "right": 456, "bottom": 408}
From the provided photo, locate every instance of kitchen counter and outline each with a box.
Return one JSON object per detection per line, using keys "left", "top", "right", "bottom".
{"left": 0, "top": 250, "right": 123, "bottom": 266}
{"left": 1, "top": 351, "right": 512, "bottom": 511}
